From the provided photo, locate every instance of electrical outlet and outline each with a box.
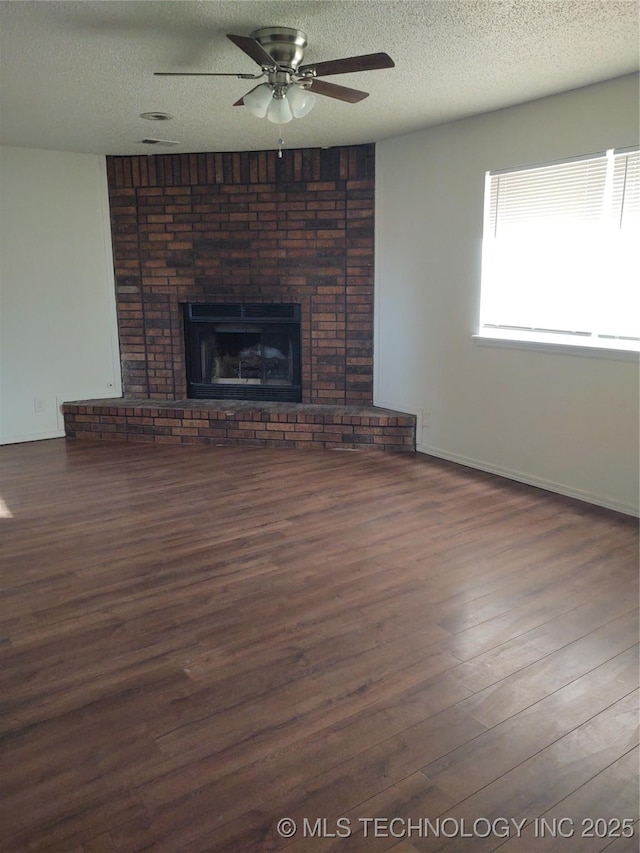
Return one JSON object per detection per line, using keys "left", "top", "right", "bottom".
{"left": 34, "top": 398, "right": 46, "bottom": 413}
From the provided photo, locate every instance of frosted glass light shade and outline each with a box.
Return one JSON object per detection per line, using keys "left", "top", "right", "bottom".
{"left": 286, "top": 84, "right": 316, "bottom": 118}
{"left": 267, "top": 95, "right": 293, "bottom": 124}
{"left": 243, "top": 83, "right": 273, "bottom": 118}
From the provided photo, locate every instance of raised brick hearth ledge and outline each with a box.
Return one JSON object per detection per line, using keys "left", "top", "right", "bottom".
{"left": 62, "top": 399, "right": 416, "bottom": 452}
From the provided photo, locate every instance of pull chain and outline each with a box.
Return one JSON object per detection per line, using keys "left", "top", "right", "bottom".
{"left": 277, "top": 130, "right": 285, "bottom": 159}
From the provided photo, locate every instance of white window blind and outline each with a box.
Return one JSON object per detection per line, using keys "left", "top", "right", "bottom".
{"left": 480, "top": 148, "right": 640, "bottom": 349}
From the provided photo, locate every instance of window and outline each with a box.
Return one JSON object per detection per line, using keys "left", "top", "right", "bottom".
{"left": 478, "top": 148, "right": 639, "bottom": 353}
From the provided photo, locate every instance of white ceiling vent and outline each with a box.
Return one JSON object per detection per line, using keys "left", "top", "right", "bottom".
{"left": 139, "top": 112, "right": 173, "bottom": 121}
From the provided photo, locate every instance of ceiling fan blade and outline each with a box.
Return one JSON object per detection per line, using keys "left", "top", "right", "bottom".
{"left": 227, "top": 33, "right": 277, "bottom": 68}
{"left": 155, "top": 72, "right": 260, "bottom": 78}
{"left": 233, "top": 84, "right": 263, "bottom": 107}
{"left": 298, "top": 52, "right": 394, "bottom": 78}
{"left": 307, "top": 79, "right": 369, "bottom": 103}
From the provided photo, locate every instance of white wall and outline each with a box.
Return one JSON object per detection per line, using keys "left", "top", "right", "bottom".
{"left": 0, "top": 147, "right": 121, "bottom": 444}
{"left": 375, "top": 74, "right": 640, "bottom": 515}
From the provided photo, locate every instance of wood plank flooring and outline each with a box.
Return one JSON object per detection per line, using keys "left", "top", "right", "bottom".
{"left": 0, "top": 438, "right": 637, "bottom": 852}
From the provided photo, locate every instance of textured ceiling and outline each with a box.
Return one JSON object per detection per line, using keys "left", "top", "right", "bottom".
{"left": 1, "top": 1, "right": 638, "bottom": 156}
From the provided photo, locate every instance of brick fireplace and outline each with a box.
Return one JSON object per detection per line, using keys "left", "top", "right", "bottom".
{"left": 108, "top": 144, "right": 376, "bottom": 404}
{"left": 63, "top": 144, "right": 415, "bottom": 451}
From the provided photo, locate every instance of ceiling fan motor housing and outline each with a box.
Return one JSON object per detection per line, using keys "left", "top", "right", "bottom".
{"left": 250, "top": 27, "right": 308, "bottom": 71}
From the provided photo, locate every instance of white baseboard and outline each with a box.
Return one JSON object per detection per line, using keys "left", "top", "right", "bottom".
{"left": 1, "top": 429, "right": 65, "bottom": 446}
{"left": 416, "top": 442, "right": 639, "bottom": 518}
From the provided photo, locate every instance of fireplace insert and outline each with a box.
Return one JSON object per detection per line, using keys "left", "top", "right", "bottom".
{"left": 183, "top": 303, "right": 302, "bottom": 402}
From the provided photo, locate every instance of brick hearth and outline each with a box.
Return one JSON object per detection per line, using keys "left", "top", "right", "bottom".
{"left": 62, "top": 400, "right": 416, "bottom": 452}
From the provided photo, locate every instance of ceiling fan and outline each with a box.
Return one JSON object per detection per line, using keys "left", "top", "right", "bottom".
{"left": 155, "top": 27, "right": 395, "bottom": 123}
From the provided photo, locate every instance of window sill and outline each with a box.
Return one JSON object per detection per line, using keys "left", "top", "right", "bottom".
{"left": 473, "top": 332, "right": 640, "bottom": 362}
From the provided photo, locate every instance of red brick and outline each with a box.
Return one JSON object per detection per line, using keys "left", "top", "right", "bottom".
{"left": 107, "top": 145, "right": 374, "bottom": 405}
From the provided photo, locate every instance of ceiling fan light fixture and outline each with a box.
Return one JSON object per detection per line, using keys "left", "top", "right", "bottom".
{"left": 286, "top": 83, "right": 316, "bottom": 118}
{"left": 267, "top": 92, "right": 293, "bottom": 124}
{"left": 243, "top": 82, "right": 273, "bottom": 117}
{"left": 155, "top": 27, "right": 394, "bottom": 137}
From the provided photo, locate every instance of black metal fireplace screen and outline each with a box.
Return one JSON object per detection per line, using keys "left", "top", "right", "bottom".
{"left": 183, "top": 303, "right": 302, "bottom": 402}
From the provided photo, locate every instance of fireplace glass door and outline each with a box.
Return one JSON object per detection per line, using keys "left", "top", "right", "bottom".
{"left": 184, "top": 304, "right": 301, "bottom": 401}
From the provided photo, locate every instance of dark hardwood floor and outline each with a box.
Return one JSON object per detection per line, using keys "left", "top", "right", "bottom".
{"left": 0, "top": 438, "right": 637, "bottom": 853}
